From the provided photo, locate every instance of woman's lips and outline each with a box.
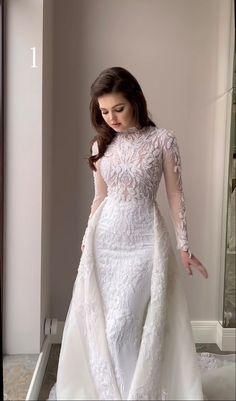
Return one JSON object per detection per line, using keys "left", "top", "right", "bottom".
{"left": 112, "top": 123, "right": 121, "bottom": 127}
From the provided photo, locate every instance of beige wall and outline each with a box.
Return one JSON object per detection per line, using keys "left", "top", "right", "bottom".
{"left": 41, "top": 0, "right": 54, "bottom": 351}
{"left": 4, "top": 0, "right": 44, "bottom": 353}
{"left": 4, "top": 0, "right": 234, "bottom": 353}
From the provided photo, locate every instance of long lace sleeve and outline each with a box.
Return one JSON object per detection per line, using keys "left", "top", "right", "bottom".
{"left": 162, "top": 131, "right": 192, "bottom": 258}
{"left": 81, "top": 140, "right": 108, "bottom": 248}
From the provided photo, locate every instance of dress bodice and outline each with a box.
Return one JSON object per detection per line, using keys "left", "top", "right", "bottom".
{"left": 100, "top": 126, "right": 170, "bottom": 203}
{"left": 82, "top": 126, "right": 192, "bottom": 255}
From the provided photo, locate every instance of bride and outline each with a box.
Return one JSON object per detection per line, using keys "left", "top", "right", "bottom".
{"left": 51, "top": 66, "right": 211, "bottom": 400}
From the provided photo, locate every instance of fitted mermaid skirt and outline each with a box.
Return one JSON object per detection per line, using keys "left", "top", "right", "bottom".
{"left": 94, "top": 197, "right": 154, "bottom": 399}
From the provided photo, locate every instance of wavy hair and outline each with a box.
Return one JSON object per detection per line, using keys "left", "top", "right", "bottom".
{"left": 86, "top": 66, "right": 157, "bottom": 171}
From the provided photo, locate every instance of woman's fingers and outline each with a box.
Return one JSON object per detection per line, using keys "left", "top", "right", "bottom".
{"left": 181, "top": 251, "right": 209, "bottom": 279}
{"left": 193, "top": 261, "right": 208, "bottom": 278}
{"left": 189, "top": 256, "right": 208, "bottom": 279}
{"left": 181, "top": 251, "right": 194, "bottom": 276}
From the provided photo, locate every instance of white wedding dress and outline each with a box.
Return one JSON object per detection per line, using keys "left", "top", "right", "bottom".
{"left": 48, "top": 127, "right": 235, "bottom": 400}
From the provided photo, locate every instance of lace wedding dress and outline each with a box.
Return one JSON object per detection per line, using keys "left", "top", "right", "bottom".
{"left": 48, "top": 127, "right": 234, "bottom": 400}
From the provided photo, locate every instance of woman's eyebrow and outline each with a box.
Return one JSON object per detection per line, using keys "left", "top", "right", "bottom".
{"left": 100, "top": 103, "right": 125, "bottom": 110}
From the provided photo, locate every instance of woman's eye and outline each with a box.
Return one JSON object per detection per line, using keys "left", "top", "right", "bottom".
{"left": 101, "top": 108, "right": 124, "bottom": 115}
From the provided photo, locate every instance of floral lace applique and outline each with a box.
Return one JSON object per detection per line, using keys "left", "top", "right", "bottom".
{"left": 81, "top": 127, "right": 192, "bottom": 256}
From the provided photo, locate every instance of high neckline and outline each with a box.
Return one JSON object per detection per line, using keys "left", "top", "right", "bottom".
{"left": 114, "top": 126, "right": 148, "bottom": 136}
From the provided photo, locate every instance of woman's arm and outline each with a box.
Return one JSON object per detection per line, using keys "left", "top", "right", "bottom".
{"left": 162, "top": 130, "right": 208, "bottom": 279}
{"left": 81, "top": 140, "right": 107, "bottom": 251}
{"left": 162, "top": 131, "right": 191, "bottom": 256}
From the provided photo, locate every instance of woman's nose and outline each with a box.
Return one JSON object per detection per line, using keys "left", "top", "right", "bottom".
{"left": 109, "top": 112, "right": 117, "bottom": 122}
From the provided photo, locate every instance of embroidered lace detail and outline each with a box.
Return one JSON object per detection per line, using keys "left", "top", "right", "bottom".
{"left": 77, "top": 245, "right": 120, "bottom": 400}
{"left": 161, "top": 129, "right": 190, "bottom": 252}
{"left": 79, "top": 197, "right": 170, "bottom": 400}
{"left": 127, "top": 208, "right": 170, "bottom": 400}
{"left": 93, "top": 197, "right": 154, "bottom": 399}
{"left": 197, "top": 352, "right": 236, "bottom": 372}
{"left": 115, "top": 125, "right": 149, "bottom": 136}
{"left": 82, "top": 127, "right": 191, "bottom": 254}
{"left": 77, "top": 126, "right": 194, "bottom": 399}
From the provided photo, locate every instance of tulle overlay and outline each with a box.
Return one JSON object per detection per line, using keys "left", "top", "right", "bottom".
{"left": 48, "top": 353, "right": 236, "bottom": 400}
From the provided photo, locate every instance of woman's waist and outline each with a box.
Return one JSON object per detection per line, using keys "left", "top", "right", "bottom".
{"left": 105, "top": 194, "right": 157, "bottom": 208}
{"left": 96, "top": 198, "right": 155, "bottom": 234}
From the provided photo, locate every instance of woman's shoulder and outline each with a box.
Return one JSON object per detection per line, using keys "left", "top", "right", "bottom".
{"left": 153, "top": 126, "right": 175, "bottom": 138}
{"left": 151, "top": 126, "right": 176, "bottom": 149}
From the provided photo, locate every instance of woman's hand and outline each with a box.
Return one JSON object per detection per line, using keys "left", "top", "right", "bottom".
{"left": 180, "top": 250, "right": 208, "bottom": 279}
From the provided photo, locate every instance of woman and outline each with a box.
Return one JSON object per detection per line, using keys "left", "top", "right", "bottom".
{"left": 54, "top": 66, "right": 209, "bottom": 400}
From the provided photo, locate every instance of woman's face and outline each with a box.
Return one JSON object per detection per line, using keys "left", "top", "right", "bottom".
{"left": 97, "top": 92, "right": 137, "bottom": 132}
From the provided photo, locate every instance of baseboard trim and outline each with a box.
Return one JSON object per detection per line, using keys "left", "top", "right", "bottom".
{"left": 216, "top": 321, "right": 236, "bottom": 351}
{"left": 47, "top": 320, "right": 65, "bottom": 344}
{"left": 192, "top": 320, "right": 218, "bottom": 344}
{"left": 25, "top": 335, "right": 52, "bottom": 400}
{"left": 192, "top": 320, "right": 235, "bottom": 351}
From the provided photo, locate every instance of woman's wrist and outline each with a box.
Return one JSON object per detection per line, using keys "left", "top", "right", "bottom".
{"left": 180, "top": 248, "right": 192, "bottom": 258}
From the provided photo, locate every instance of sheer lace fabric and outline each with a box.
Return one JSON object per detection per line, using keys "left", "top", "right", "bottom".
{"left": 82, "top": 127, "right": 192, "bottom": 256}
{"left": 93, "top": 196, "right": 154, "bottom": 399}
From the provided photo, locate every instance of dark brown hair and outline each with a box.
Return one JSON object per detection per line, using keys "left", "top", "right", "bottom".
{"left": 86, "top": 66, "right": 157, "bottom": 171}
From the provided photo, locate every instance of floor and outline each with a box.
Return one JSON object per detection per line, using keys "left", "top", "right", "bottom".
{"left": 3, "top": 343, "right": 235, "bottom": 401}
{"left": 3, "top": 353, "right": 39, "bottom": 401}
